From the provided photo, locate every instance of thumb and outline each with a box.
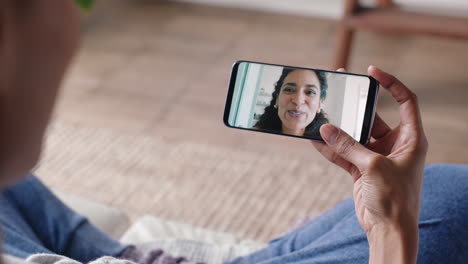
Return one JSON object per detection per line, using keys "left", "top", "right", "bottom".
{"left": 320, "top": 124, "right": 376, "bottom": 170}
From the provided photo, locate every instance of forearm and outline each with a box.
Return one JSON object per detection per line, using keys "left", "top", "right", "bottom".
{"left": 368, "top": 223, "right": 419, "bottom": 264}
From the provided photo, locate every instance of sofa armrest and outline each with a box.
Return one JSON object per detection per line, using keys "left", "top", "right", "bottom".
{"left": 54, "top": 191, "right": 130, "bottom": 240}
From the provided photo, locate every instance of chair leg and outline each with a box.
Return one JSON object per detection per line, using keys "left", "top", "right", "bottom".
{"left": 333, "top": 22, "right": 355, "bottom": 70}
{"left": 377, "top": 0, "right": 393, "bottom": 8}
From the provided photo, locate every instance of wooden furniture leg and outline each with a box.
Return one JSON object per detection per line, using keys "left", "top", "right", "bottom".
{"left": 377, "top": 0, "right": 393, "bottom": 8}
{"left": 333, "top": 0, "right": 360, "bottom": 69}
{"left": 333, "top": 23, "right": 354, "bottom": 69}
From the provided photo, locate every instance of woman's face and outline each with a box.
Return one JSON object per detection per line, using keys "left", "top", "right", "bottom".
{"left": 276, "top": 70, "right": 322, "bottom": 136}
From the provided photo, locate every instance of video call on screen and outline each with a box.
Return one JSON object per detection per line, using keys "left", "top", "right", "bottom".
{"left": 228, "top": 62, "right": 371, "bottom": 141}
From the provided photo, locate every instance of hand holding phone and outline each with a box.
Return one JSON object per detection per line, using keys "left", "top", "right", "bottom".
{"left": 223, "top": 61, "right": 379, "bottom": 144}
{"left": 224, "top": 62, "right": 428, "bottom": 263}
{"left": 313, "top": 66, "right": 428, "bottom": 264}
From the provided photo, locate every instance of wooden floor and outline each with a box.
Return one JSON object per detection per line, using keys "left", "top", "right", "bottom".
{"left": 36, "top": 0, "right": 468, "bottom": 242}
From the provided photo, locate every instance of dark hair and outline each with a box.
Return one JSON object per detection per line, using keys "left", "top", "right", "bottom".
{"left": 254, "top": 68, "right": 329, "bottom": 136}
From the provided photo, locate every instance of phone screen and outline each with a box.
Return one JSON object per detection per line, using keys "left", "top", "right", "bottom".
{"left": 224, "top": 61, "right": 379, "bottom": 144}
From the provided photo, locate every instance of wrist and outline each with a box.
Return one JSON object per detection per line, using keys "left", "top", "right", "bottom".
{"left": 367, "top": 222, "right": 418, "bottom": 264}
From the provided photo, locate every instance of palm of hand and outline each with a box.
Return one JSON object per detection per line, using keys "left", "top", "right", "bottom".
{"left": 352, "top": 122, "right": 424, "bottom": 233}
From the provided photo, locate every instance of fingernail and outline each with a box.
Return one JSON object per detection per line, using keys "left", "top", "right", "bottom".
{"left": 368, "top": 65, "right": 379, "bottom": 72}
{"left": 321, "top": 125, "right": 339, "bottom": 144}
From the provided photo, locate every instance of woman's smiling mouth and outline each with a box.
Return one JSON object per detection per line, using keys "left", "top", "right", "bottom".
{"left": 287, "top": 110, "right": 306, "bottom": 117}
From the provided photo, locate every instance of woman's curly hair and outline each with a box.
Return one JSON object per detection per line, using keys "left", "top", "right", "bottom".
{"left": 254, "top": 68, "right": 329, "bottom": 137}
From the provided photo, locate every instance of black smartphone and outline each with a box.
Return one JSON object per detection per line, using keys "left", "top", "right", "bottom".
{"left": 223, "top": 60, "right": 380, "bottom": 144}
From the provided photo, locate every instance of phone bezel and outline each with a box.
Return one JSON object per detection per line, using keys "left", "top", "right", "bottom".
{"left": 223, "top": 60, "right": 379, "bottom": 145}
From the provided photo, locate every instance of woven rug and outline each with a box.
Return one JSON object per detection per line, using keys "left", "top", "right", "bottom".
{"left": 35, "top": 120, "right": 352, "bottom": 242}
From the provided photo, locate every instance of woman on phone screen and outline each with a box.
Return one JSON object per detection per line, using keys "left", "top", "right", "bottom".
{"left": 255, "top": 68, "right": 329, "bottom": 137}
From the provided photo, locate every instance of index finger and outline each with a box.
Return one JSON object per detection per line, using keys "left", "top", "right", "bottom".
{"left": 368, "top": 66, "right": 423, "bottom": 130}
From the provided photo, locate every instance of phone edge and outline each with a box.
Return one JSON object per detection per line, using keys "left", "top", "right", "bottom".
{"left": 359, "top": 76, "right": 380, "bottom": 145}
{"left": 222, "top": 61, "right": 242, "bottom": 128}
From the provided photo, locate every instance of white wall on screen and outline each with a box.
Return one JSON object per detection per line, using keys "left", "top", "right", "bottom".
{"left": 340, "top": 76, "right": 370, "bottom": 139}
{"left": 321, "top": 73, "right": 346, "bottom": 127}
{"left": 235, "top": 63, "right": 262, "bottom": 127}
{"left": 254, "top": 65, "right": 282, "bottom": 120}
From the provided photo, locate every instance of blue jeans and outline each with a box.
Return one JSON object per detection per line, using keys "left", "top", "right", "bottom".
{"left": 1, "top": 164, "right": 467, "bottom": 263}
{"left": 226, "top": 163, "right": 468, "bottom": 264}
{"left": 0, "top": 175, "right": 128, "bottom": 262}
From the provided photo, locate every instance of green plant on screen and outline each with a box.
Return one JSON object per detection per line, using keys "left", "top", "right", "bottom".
{"left": 75, "top": 0, "right": 94, "bottom": 11}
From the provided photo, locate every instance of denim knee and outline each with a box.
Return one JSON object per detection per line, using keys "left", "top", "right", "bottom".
{"left": 417, "top": 163, "right": 468, "bottom": 263}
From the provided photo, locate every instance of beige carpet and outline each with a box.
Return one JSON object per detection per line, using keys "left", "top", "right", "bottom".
{"left": 32, "top": 0, "right": 468, "bottom": 244}
{"left": 35, "top": 120, "right": 351, "bottom": 242}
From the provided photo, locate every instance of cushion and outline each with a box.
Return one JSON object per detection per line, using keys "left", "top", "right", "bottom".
{"left": 120, "top": 215, "right": 266, "bottom": 264}
{"left": 3, "top": 255, "right": 27, "bottom": 264}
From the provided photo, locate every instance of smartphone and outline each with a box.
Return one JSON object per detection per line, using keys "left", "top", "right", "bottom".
{"left": 223, "top": 60, "right": 380, "bottom": 144}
